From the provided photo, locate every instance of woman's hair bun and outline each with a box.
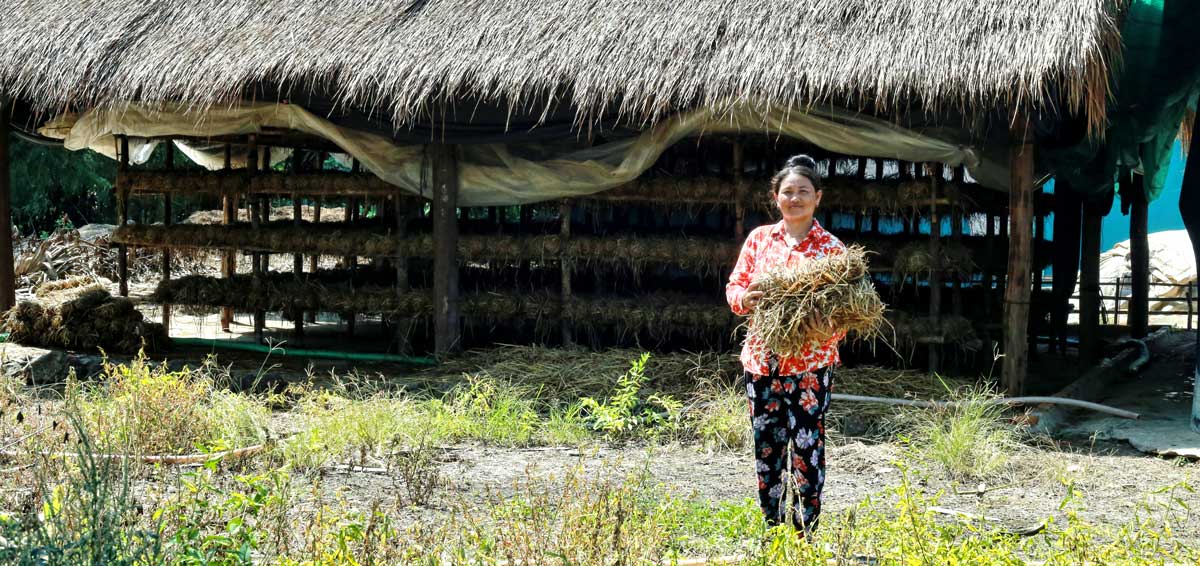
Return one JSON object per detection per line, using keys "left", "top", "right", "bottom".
{"left": 785, "top": 154, "right": 817, "bottom": 169}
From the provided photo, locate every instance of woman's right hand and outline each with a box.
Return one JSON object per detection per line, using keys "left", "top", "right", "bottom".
{"left": 741, "top": 281, "right": 764, "bottom": 312}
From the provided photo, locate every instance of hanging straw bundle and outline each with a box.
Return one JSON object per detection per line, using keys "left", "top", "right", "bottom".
{"left": 747, "top": 245, "right": 886, "bottom": 357}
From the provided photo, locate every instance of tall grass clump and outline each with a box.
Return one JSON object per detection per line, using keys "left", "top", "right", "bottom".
{"left": 902, "top": 383, "right": 1022, "bottom": 479}
{"left": 687, "top": 378, "right": 751, "bottom": 451}
{"left": 70, "top": 353, "right": 269, "bottom": 455}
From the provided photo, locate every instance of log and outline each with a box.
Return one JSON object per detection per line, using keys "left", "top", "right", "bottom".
{"left": 1003, "top": 115, "right": 1034, "bottom": 395}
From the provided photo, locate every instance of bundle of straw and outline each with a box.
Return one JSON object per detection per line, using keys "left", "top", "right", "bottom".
{"left": 3, "top": 283, "right": 168, "bottom": 353}
{"left": 748, "top": 245, "right": 886, "bottom": 357}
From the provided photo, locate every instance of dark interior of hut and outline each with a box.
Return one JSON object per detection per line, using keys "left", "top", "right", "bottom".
{"left": 108, "top": 129, "right": 1067, "bottom": 383}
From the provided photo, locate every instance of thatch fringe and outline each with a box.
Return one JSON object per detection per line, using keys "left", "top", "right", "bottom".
{"left": 0, "top": 1, "right": 1122, "bottom": 134}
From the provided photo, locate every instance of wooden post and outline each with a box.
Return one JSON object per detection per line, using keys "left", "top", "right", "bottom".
{"left": 928, "top": 164, "right": 942, "bottom": 373}
{"left": 0, "top": 97, "right": 13, "bottom": 313}
{"left": 343, "top": 197, "right": 357, "bottom": 337}
{"left": 1129, "top": 172, "right": 1149, "bottom": 339}
{"left": 394, "top": 193, "right": 411, "bottom": 353}
{"left": 983, "top": 214, "right": 995, "bottom": 316}
{"left": 117, "top": 136, "right": 130, "bottom": 297}
{"left": 733, "top": 141, "right": 746, "bottom": 241}
{"left": 872, "top": 160, "right": 883, "bottom": 234}
{"left": 1051, "top": 185, "right": 1083, "bottom": 355}
{"left": 248, "top": 136, "right": 265, "bottom": 343}
{"left": 161, "top": 143, "right": 174, "bottom": 332}
{"left": 950, "top": 167, "right": 964, "bottom": 317}
{"left": 431, "top": 144, "right": 461, "bottom": 354}
{"left": 560, "top": 200, "right": 574, "bottom": 345}
{"left": 220, "top": 144, "right": 235, "bottom": 331}
{"left": 1178, "top": 108, "right": 1200, "bottom": 431}
{"left": 1002, "top": 115, "right": 1034, "bottom": 396}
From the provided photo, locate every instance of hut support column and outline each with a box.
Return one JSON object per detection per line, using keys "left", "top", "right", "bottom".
{"left": 161, "top": 143, "right": 174, "bottom": 332}
{"left": 344, "top": 197, "right": 357, "bottom": 337}
{"left": 1177, "top": 108, "right": 1200, "bottom": 432}
{"left": 950, "top": 168, "right": 964, "bottom": 317}
{"left": 1003, "top": 117, "right": 1034, "bottom": 396}
{"left": 0, "top": 98, "right": 13, "bottom": 312}
{"left": 292, "top": 190, "right": 304, "bottom": 342}
{"left": 249, "top": 137, "right": 265, "bottom": 344}
{"left": 1080, "top": 198, "right": 1104, "bottom": 366}
{"left": 117, "top": 136, "right": 130, "bottom": 298}
{"left": 306, "top": 198, "right": 321, "bottom": 323}
{"left": 431, "top": 144, "right": 461, "bottom": 354}
{"left": 1129, "top": 173, "right": 1149, "bottom": 339}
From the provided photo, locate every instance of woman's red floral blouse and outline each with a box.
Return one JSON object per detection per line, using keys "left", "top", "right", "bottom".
{"left": 726, "top": 219, "right": 847, "bottom": 376}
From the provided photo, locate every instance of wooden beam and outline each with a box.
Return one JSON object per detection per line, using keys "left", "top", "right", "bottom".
{"left": 0, "top": 98, "right": 13, "bottom": 312}
{"left": 1003, "top": 116, "right": 1035, "bottom": 395}
{"left": 431, "top": 144, "right": 461, "bottom": 354}
{"left": 1079, "top": 196, "right": 1104, "bottom": 366}
{"left": 117, "top": 136, "right": 130, "bottom": 298}
{"left": 1129, "top": 172, "right": 1149, "bottom": 339}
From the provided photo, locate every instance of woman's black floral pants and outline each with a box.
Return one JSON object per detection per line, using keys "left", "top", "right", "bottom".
{"left": 746, "top": 365, "right": 832, "bottom": 534}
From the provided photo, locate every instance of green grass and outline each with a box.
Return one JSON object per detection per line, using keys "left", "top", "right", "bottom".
{"left": 901, "top": 383, "right": 1023, "bottom": 480}
{"left": 70, "top": 353, "right": 269, "bottom": 455}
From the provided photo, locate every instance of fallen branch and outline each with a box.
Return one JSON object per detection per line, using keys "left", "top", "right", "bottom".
{"left": 831, "top": 393, "right": 1139, "bottom": 420}
{"left": 930, "top": 506, "right": 1049, "bottom": 537}
{"left": 0, "top": 443, "right": 266, "bottom": 465}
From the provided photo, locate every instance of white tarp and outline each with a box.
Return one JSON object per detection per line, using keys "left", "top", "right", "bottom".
{"left": 1069, "top": 230, "right": 1197, "bottom": 324}
{"left": 40, "top": 102, "right": 986, "bottom": 207}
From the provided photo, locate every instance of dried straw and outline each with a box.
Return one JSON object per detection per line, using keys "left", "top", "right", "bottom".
{"left": 747, "top": 245, "right": 886, "bottom": 357}
{"left": 3, "top": 286, "right": 168, "bottom": 353}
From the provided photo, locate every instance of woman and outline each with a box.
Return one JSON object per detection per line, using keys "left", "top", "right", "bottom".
{"left": 726, "top": 154, "right": 846, "bottom": 534}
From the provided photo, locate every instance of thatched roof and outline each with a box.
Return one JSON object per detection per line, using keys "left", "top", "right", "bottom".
{"left": 0, "top": 0, "right": 1124, "bottom": 133}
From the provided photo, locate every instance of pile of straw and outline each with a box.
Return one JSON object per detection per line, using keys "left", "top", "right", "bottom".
{"left": 748, "top": 245, "right": 886, "bottom": 356}
{"left": 3, "top": 278, "right": 168, "bottom": 353}
{"left": 891, "top": 241, "right": 976, "bottom": 281}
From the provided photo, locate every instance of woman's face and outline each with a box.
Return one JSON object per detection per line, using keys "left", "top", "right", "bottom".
{"left": 775, "top": 173, "right": 821, "bottom": 223}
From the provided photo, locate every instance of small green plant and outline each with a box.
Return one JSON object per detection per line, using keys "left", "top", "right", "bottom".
{"left": 579, "top": 353, "right": 682, "bottom": 440}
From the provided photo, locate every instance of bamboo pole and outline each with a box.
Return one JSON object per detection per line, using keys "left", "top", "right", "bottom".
{"left": 1003, "top": 115, "right": 1035, "bottom": 396}
{"left": 0, "top": 97, "right": 12, "bottom": 312}
{"left": 221, "top": 144, "right": 235, "bottom": 331}
{"left": 1129, "top": 172, "right": 1149, "bottom": 339}
{"left": 431, "top": 144, "right": 461, "bottom": 354}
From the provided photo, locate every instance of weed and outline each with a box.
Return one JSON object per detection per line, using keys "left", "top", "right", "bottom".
{"left": 388, "top": 435, "right": 442, "bottom": 507}
{"left": 688, "top": 378, "right": 751, "bottom": 452}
